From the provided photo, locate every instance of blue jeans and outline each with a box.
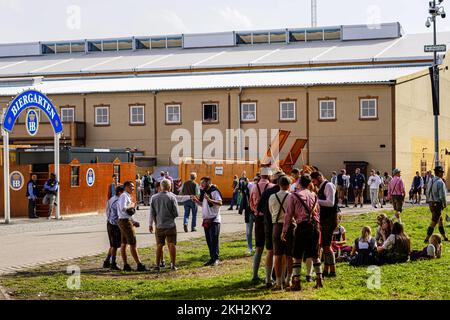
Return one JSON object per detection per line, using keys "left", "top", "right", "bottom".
{"left": 246, "top": 213, "right": 254, "bottom": 251}
{"left": 205, "top": 222, "right": 221, "bottom": 261}
{"left": 183, "top": 200, "right": 198, "bottom": 229}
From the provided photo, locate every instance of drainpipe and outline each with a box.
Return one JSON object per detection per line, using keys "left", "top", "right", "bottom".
{"left": 237, "top": 87, "right": 243, "bottom": 160}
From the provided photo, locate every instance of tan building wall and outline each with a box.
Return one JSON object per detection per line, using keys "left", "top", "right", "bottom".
{"left": 395, "top": 56, "right": 450, "bottom": 188}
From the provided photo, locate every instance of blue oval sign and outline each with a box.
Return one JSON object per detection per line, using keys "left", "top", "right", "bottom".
{"left": 86, "top": 168, "right": 95, "bottom": 187}
{"left": 10, "top": 171, "right": 24, "bottom": 191}
{"left": 2, "top": 90, "right": 62, "bottom": 134}
{"left": 26, "top": 109, "right": 39, "bottom": 136}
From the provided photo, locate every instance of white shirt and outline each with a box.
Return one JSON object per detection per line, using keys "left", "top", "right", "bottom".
{"left": 368, "top": 175, "right": 382, "bottom": 190}
{"left": 202, "top": 190, "right": 222, "bottom": 223}
{"left": 118, "top": 191, "right": 133, "bottom": 219}
{"left": 318, "top": 180, "right": 336, "bottom": 207}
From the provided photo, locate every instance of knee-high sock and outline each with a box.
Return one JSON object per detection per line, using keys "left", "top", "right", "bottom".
{"left": 306, "top": 258, "right": 313, "bottom": 276}
{"left": 313, "top": 262, "right": 322, "bottom": 276}
{"left": 265, "top": 266, "right": 272, "bottom": 284}
{"left": 253, "top": 251, "right": 262, "bottom": 279}
{"left": 293, "top": 262, "right": 301, "bottom": 277}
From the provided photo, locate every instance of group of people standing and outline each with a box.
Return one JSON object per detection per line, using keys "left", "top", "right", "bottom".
{"left": 235, "top": 167, "right": 339, "bottom": 291}
{"left": 26, "top": 173, "right": 59, "bottom": 220}
{"left": 104, "top": 172, "right": 223, "bottom": 272}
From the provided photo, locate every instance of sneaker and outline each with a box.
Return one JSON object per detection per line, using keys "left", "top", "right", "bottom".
{"left": 170, "top": 264, "right": 178, "bottom": 271}
{"left": 102, "top": 260, "right": 111, "bottom": 269}
{"left": 136, "top": 263, "right": 147, "bottom": 272}
{"left": 246, "top": 249, "right": 253, "bottom": 255}
{"left": 191, "top": 227, "right": 197, "bottom": 232}
{"left": 160, "top": 260, "right": 166, "bottom": 268}
{"left": 291, "top": 276, "right": 301, "bottom": 291}
{"left": 228, "top": 207, "right": 233, "bottom": 210}
{"left": 183, "top": 225, "right": 188, "bottom": 233}
{"left": 47, "top": 216, "right": 52, "bottom": 220}
{"left": 204, "top": 260, "right": 213, "bottom": 266}
{"left": 305, "top": 275, "right": 312, "bottom": 282}
{"left": 360, "top": 204, "right": 363, "bottom": 208}
{"left": 443, "top": 237, "right": 449, "bottom": 242}
{"left": 110, "top": 263, "right": 120, "bottom": 271}
{"left": 354, "top": 204, "right": 357, "bottom": 208}
{"left": 212, "top": 259, "right": 220, "bottom": 267}
{"left": 374, "top": 205, "right": 378, "bottom": 209}
{"left": 123, "top": 264, "right": 132, "bottom": 272}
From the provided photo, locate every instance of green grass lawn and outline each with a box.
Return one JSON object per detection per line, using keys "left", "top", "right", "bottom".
{"left": 1, "top": 206, "right": 450, "bottom": 300}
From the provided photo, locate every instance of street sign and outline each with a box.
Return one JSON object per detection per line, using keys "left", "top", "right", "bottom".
{"left": 424, "top": 44, "right": 447, "bottom": 52}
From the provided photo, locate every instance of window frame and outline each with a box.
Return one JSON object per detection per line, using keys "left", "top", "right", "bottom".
{"left": 60, "top": 106, "right": 75, "bottom": 123}
{"left": 113, "top": 165, "right": 121, "bottom": 183}
{"left": 129, "top": 104, "right": 145, "bottom": 126}
{"left": 70, "top": 165, "right": 80, "bottom": 187}
{"left": 94, "top": 105, "right": 110, "bottom": 126}
{"left": 318, "top": 98, "right": 337, "bottom": 121}
{"left": 202, "top": 102, "right": 219, "bottom": 124}
{"left": 279, "top": 100, "right": 297, "bottom": 122}
{"left": 165, "top": 103, "right": 182, "bottom": 125}
{"left": 240, "top": 101, "right": 257, "bottom": 123}
{"left": 359, "top": 97, "right": 378, "bottom": 120}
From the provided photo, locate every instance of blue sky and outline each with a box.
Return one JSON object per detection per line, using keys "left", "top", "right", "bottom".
{"left": 0, "top": 0, "right": 449, "bottom": 43}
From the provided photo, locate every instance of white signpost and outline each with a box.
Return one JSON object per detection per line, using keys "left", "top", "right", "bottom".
{"left": 1, "top": 90, "right": 63, "bottom": 224}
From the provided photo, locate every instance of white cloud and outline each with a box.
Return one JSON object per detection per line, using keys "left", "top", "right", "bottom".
{"left": 160, "top": 10, "right": 190, "bottom": 33}
{"left": 217, "top": 6, "right": 253, "bottom": 29}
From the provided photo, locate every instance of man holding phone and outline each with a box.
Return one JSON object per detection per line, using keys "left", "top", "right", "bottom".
{"left": 118, "top": 181, "right": 147, "bottom": 272}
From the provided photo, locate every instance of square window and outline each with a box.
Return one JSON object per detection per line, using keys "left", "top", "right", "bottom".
{"left": 61, "top": 107, "right": 75, "bottom": 123}
{"left": 360, "top": 99, "right": 377, "bottom": 119}
{"left": 241, "top": 102, "right": 257, "bottom": 122}
{"left": 113, "top": 165, "right": 121, "bottom": 183}
{"left": 71, "top": 166, "right": 80, "bottom": 187}
{"left": 95, "top": 106, "right": 109, "bottom": 125}
{"left": 130, "top": 105, "right": 145, "bottom": 125}
{"left": 279, "top": 101, "right": 296, "bottom": 121}
{"left": 319, "top": 100, "right": 336, "bottom": 120}
{"left": 166, "top": 104, "right": 181, "bottom": 124}
{"left": 203, "top": 104, "right": 219, "bottom": 123}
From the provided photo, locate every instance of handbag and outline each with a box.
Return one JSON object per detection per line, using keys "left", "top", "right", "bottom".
{"left": 126, "top": 207, "right": 136, "bottom": 216}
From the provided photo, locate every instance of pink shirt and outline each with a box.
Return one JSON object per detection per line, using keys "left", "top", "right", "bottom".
{"left": 388, "top": 176, "right": 405, "bottom": 197}
{"left": 283, "top": 188, "right": 320, "bottom": 233}
{"left": 250, "top": 179, "right": 274, "bottom": 216}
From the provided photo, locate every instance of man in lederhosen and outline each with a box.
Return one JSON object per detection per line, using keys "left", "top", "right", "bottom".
{"left": 310, "top": 171, "right": 338, "bottom": 278}
{"left": 424, "top": 166, "right": 449, "bottom": 243}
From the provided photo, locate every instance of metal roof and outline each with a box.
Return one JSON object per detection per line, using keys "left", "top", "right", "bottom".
{"left": 0, "top": 32, "right": 447, "bottom": 78}
{"left": 0, "top": 66, "right": 428, "bottom": 97}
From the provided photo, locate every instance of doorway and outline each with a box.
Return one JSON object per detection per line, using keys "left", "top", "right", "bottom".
{"left": 344, "top": 161, "right": 369, "bottom": 204}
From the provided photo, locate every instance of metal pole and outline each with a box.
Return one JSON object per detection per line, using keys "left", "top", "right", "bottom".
{"left": 432, "top": 0, "right": 440, "bottom": 168}
{"left": 2, "top": 129, "right": 10, "bottom": 224}
{"left": 54, "top": 133, "right": 61, "bottom": 220}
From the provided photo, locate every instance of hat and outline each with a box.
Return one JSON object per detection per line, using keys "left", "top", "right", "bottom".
{"left": 272, "top": 170, "right": 285, "bottom": 179}
{"left": 260, "top": 167, "right": 272, "bottom": 176}
{"left": 392, "top": 168, "right": 401, "bottom": 175}
{"left": 434, "top": 166, "right": 445, "bottom": 173}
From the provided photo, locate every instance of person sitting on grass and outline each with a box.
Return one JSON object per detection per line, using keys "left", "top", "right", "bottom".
{"left": 349, "top": 226, "right": 377, "bottom": 266}
{"left": 410, "top": 234, "right": 442, "bottom": 261}
{"left": 103, "top": 185, "right": 125, "bottom": 271}
{"left": 375, "top": 214, "right": 392, "bottom": 246}
{"left": 332, "top": 213, "right": 352, "bottom": 261}
{"left": 377, "top": 222, "right": 411, "bottom": 264}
